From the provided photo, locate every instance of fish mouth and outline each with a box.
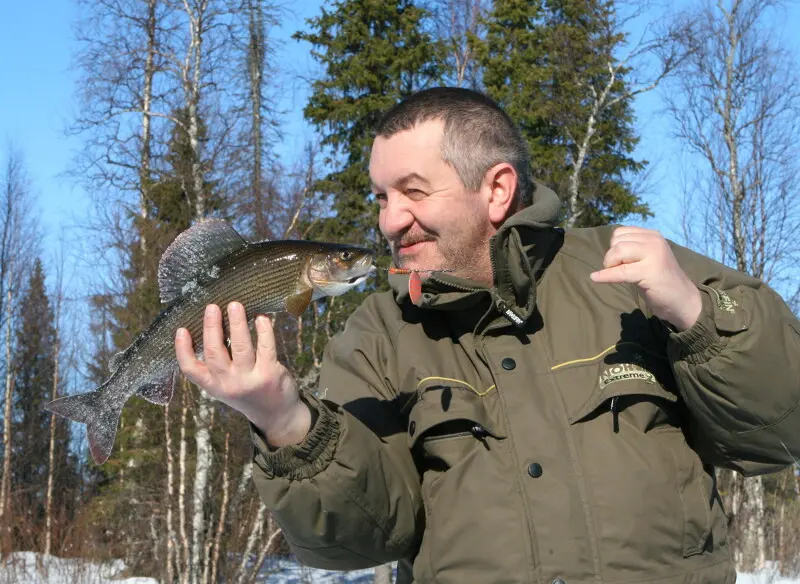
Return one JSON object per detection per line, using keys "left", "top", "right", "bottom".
{"left": 346, "top": 265, "right": 376, "bottom": 284}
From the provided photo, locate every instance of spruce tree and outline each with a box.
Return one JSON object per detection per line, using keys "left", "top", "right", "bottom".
{"left": 292, "top": 0, "right": 443, "bottom": 357}
{"left": 11, "top": 259, "right": 74, "bottom": 548}
{"left": 474, "top": 0, "right": 650, "bottom": 226}
{"left": 294, "top": 0, "right": 443, "bottom": 250}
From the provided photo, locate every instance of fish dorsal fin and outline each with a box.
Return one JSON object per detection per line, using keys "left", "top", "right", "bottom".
{"left": 158, "top": 219, "right": 248, "bottom": 304}
{"left": 109, "top": 351, "right": 125, "bottom": 372}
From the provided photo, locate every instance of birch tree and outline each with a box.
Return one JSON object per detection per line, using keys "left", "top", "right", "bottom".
{"left": 0, "top": 147, "right": 38, "bottom": 550}
{"left": 72, "top": 0, "right": 175, "bottom": 245}
{"left": 428, "top": 0, "right": 489, "bottom": 88}
{"left": 665, "top": 0, "right": 800, "bottom": 572}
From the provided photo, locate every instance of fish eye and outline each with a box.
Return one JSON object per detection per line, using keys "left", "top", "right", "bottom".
{"left": 339, "top": 250, "right": 353, "bottom": 261}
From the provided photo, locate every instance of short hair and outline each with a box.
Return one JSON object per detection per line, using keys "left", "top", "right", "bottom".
{"left": 375, "top": 87, "right": 534, "bottom": 207}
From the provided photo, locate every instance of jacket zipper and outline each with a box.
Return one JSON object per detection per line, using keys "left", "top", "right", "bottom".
{"left": 610, "top": 396, "right": 619, "bottom": 433}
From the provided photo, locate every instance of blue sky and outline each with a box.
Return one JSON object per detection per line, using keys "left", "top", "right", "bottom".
{"left": 1, "top": 0, "right": 799, "bottom": 288}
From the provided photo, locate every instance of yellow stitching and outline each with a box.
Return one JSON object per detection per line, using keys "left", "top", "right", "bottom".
{"left": 416, "top": 376, "right": 496, "bottom": 396}
{"left": 550, "top": 344, "right": 617, "bottom": 371}
{"left": 550, "top": 341, "right": 667, "bottom": 371}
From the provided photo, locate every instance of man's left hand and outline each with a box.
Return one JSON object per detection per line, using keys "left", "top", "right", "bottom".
{"left": 590, "top": 226, "right": 702, "bottom": 331}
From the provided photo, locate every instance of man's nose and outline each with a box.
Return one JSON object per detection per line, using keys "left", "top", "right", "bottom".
{"left": 379, "top": 193, "right": 414, "bottom": 238}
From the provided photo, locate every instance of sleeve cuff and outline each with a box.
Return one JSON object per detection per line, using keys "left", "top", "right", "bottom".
{"left": 667, "top": 288, "right": 728, "bottom": 364}
{"left": 250, "top": 391, "right": 341, "bottom": 480}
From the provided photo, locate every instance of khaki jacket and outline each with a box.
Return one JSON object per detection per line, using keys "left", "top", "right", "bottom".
{"left": 251, "top": 185, "right": 800, "bottom": 584}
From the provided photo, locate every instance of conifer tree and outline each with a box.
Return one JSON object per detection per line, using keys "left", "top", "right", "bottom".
{"left": 293, "top": 0, "right": 444, "bottom": 346}
{"left": 11, "top": 259, "right": 75, "bottom": 549}
{"left": 474, "top": 0, "right": 650, "bottom": 226}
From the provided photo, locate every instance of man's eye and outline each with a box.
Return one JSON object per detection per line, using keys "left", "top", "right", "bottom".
{"left": 406, "top": 189, "right": 426, "bottom": 199}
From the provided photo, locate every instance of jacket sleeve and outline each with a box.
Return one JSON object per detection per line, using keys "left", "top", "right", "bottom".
{"left": 249, "top": 296, "right": 423, "bottom": 570}
{"left": 664, "top": 242, "right": 800, "bottom": 476}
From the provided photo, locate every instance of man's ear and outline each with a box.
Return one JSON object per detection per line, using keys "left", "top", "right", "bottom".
{"left": 484, "top": 162, "right": 518, "bottom": 225}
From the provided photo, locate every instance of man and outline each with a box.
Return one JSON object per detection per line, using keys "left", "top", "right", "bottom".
{"left": 175, "top": 87, "right": 800, "bottom": 584}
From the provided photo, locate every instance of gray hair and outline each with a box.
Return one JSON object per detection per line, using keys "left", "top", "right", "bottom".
{"left": 375, "top": 87, "right": 534, "bottom": 207}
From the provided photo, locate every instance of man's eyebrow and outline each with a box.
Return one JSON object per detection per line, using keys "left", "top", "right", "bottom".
{"left": 370, "top": 172, "right": 431, "bottom": 192}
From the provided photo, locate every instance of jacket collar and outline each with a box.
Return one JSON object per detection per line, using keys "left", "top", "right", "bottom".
{"left": 390, "top": 182, "right": 563, "bottom": 327}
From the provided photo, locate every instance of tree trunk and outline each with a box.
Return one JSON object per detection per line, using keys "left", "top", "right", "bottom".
{"left": 182, "top": 2, "right": 206, "bottom": 220}
{"left": 165, "top": 400, "right": 176, "bottom": 584}
{"left": 234, "top": 502, "right": 268, "bottom": 584}
{"left": 44, "top": 326, "right": 60, "bottom": 556}
{"left": 247, "top": 0, "right": 266, "bottom": 238}
{"left": 139, "top": 0, "right": 158, "bottom": 257}
{"left": 190, "top": 390, "right": 212, "bottom": 583}
{"left": 0, "top": 284, "right": 14, "bottom": 544}
{"left": 209, "top": 433, "right": 230, "bottom": 584}
{"left": 179, "top": 382, "right": 190, "bottom": 584}
{"left": 373, "top": 564, "right": 393, "bottom": 584}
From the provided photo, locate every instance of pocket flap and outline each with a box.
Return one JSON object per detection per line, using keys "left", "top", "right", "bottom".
{"left": 408, "top": 380, "right": 504, "bottom": 448}
{"left": 570, "top": 372, "right": 679, "bottom": 425}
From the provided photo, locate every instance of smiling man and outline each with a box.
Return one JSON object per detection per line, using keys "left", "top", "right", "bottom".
{"left": 176, "top": 87, "right": 800, "bottom": 584}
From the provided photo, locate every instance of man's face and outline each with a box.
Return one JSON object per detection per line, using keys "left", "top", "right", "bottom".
{"left": 369, "top": 119, "right": 495, "bottom": 281}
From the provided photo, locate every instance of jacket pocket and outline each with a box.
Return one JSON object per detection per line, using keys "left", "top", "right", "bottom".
{"left": 552, "top": 344, "right": 718, "bottom": 564}
{"left": 407, "top": 379, "right": 505, "bottom": 480}
{"left": 558, "top": 341, "right": 682, "bottom": 433}
{"left": 660, "top": 426, "right": 716, "bottom": 557}
{"left": 406, "top": 379, "right": 522, "bottom": 583}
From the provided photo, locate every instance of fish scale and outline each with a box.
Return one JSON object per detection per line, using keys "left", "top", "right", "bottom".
{"left": 44, "top": 221, "right": 374, "bottom": 465}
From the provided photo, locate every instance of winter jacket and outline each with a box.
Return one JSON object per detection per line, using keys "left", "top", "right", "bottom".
{"left": 250, "top": 184, "right": 800, "bottom": 584}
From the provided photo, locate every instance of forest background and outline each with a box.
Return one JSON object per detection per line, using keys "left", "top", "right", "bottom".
{"left": 1, "top": 0, "right": 800, "bottom": 583}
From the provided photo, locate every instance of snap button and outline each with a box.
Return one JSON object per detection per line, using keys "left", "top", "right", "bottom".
{"left": 501, "top": 357, "right": 516, "bottom": 370}
{"left": 409, "top": 420, "right": 416, "bottom": 437}
{"left": 527, "top": 462, "right": 543, "bottom": 478}
{"left": 552, "top": 579, "right": 566, "bottom": 584}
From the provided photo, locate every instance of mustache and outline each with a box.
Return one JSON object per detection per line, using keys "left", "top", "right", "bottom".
{"left": 393, "top": 233, "right": 437, "bottom": 248}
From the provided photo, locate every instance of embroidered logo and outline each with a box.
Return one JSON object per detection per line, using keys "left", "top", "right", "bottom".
{"left": 708, "top": 287, "right": 738, "bottom": 314}
{"left": 598, "top": 362, "right": 656, "bottom": 389}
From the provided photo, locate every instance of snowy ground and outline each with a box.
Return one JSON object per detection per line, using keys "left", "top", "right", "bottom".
{"left": 0, "top": 552, "right": 797, "bottom": 583}
{"left": 0, "top": 552, "right": 381, "bottom": 583}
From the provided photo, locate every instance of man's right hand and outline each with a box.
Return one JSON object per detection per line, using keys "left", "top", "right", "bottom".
{"left": 174, "top": 302, "right": 312, "bottom": 447}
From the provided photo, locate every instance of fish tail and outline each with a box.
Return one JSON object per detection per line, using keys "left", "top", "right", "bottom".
{"left": 45, "top": 388, "right": 122, "bottom": 465}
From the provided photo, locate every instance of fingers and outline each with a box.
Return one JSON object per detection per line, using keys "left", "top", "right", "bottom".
{"left": 592, "top": 233, "right": 649, "bottom": 284}
{"left": 175, "top": 328, "right": 213, "bottom": 388}
{"left": 590, "top": 263, "right": 635, "bottom": 284}
{"left": 254, "top": 314, "right": 278, "bottom": 366}
{"left": 609, "top": 226, "right": 654, "bottom": 243}
{"left": 602, "top": 240, "right": 646, "bottom": 270}
{"left": 203, "top": 304, "right": 230, "bottom": 376}
{"left": 227, "top": 302, "right": 255, "bottom": 370}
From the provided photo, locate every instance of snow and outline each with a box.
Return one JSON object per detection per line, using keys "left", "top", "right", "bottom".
{"left": 0, "top": 553, "right": 383, "bottom": 583}
{"left": 0, "top": 552, "right": 157, "bottom": 584}
{"left": 0, "top": 552, "right": 797, "bottom": 584}
{"left": 737, "top": 563, "right": 800, "bottom": 584}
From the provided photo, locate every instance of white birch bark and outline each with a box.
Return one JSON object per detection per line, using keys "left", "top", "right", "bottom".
{"left": 0, "top": 284, "right": 14, "bottom": 536}
{"left": 165, "top": 400, "right": 176, "bottom": 584}
{"left": 44, "top": 311, "right": 60, "bottom": 556}
{"left": 234, "top": 502, "right": 267, "bottom": 584}
{"left": 373, "top": 564, "right": 393, "bottom": 584}
{"left": 209, "top": 433, "right": 230, "bottom": 584}
{"left": 190, "top": 390, "right": 212, "bottom": 583}
{"left": 179, "top": 383, "right": 190, "bottom": 584}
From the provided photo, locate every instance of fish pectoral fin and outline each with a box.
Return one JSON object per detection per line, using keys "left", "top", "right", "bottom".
{"left": 284, "top": 289, "right": 313, "bottom": 318}
{"left": 137, "top": 369, "right": 178, "bottom": 405}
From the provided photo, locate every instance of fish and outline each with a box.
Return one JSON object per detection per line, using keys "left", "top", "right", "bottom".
{"left": 44, "top": 219, "right": 375, "bottom": 465}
